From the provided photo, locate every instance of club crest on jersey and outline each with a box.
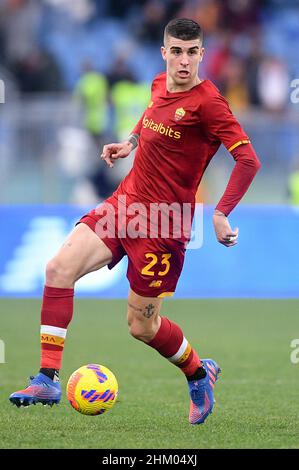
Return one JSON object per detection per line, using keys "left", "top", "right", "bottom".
{"left": 174, "top": 107, "right": 186, "bottom": 121}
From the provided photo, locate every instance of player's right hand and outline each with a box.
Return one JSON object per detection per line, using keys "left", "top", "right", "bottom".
{"left": 213, "top": 210, "right": 239, "bottom": 247}
{"left": 101, "top": 141, "right": 134, "bottom": 168}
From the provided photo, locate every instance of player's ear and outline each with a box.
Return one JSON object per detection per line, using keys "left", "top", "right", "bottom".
{"left": 199, "top": 47, "right": 205, "bottom": 62}
{"left": 161, "top": 46, "right": 167, "bottom": 61}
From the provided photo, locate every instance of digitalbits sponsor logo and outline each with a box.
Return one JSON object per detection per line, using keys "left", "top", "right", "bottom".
{"left": 290, "top": 339, "right": 299, "bottom": 364}
{"left": 142, "top": 115, "right": 181, "bottom": 139}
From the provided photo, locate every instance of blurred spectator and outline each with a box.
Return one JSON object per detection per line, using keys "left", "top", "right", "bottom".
{"left": 0, "top": 0, "right": 64, "bottom": 94}
{"left": 106, "top": 0, "right": 146, "bottom": 18}
{"left": 43, "top": 0, "right": 96, "bottom": 23}
{"left": 74, "top": 61, "right": 111, "bottom": 199}
{"left": 221, "top": 0, "right": 261, "bottom": 32}
{"left": 110, "top": 80, "right": 150, "bottom": 142}
{"left": 246, "top": 32, "right": 263, "bottom": 106}
{"left": 106, "top": 54, "right": 137, "bottom": 88}
{"left": 165, "top": 0, "right": 185, "bottom": 19}
{"left": 204, "top": 31, "right": 233, "bottom": 88}
{"left": 0, "top": 0, "right": 42, "bottom": 66}
{"left": 56, "top": 126, "right": 100, "bottom": 205}
{"left": 74, "top": 61, "right": 109, "bottom": 142}
{"left": 12, "top": 47, "right": 64, "bottom": 92}
{"left": 257, "top": 56, "right": 289, "bottom": 112}
{"left": 108, "top": 79, "right": 150, "bottom": 187}
{"left": 222, "top": 56, "right": 249, "bottom": 112}
{"left": 178, "top": 0, "right": 221, "bottom": 35}
{"left": 288, "top": 158, "right": 299, "bottom": 206}
{"left": 135, "top": 0, "right": 167, "bottom": 44}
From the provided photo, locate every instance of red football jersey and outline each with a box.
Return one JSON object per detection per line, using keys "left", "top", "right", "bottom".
{"left": 117, "top": 71, "right": 250, "bottom": 206}
{"left": 81, "top": 73, "right": 259, "bottom": 296}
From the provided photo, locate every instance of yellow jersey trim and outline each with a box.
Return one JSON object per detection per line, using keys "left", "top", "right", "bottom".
{"left": 228, "top": 139, "right": 251, "bottom": 152}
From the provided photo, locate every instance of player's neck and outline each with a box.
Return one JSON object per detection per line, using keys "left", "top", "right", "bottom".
{"left": 166, "top": 75, "right": 202, "bottom": 93}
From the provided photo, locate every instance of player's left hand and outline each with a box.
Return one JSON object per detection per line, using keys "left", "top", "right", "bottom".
{"left": 101, "top": 141, "right": 134, "bottom": 168}
{"left": 212, "top": 210, "right": 239, "bottom": 247}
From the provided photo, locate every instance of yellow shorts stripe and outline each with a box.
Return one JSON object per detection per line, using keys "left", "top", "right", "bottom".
{"left": 228, "top": 139, "right": 251, "bottom": 152}
{"left": 157, "top": 292, "right": 174, "bottom": 298}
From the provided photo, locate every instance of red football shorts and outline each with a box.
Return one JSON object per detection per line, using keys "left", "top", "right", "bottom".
{"left": 78, "top": 194, "right": 186, "bottom": 298}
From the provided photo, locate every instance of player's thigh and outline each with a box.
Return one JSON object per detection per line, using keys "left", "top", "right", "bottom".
{"left": 49, "top": 223, "right": 113, "bottom": 281}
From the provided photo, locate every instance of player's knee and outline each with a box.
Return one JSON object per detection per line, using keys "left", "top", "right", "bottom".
{"left": 128, "top": 319, "right": 157, "bottom": 343}
{"left": 128, "top": 322, "right": 148, "bottom": 342}
{"left": 45, "top": 259, "right": 75, "bottom": 287}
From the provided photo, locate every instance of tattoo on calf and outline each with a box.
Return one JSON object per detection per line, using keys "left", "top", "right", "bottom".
{"left": 128, "top": 302, "right": 156, "bottom": 319}
{"left": 143, "top": 303, "right": 155, "bottom": 318}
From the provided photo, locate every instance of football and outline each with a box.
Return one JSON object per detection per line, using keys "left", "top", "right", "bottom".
{"left": 66, "top": 364, "right": 118, "bottom": 415}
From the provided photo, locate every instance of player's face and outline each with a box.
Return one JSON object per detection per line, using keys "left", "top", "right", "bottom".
{"left": 161, "top": 36, "right": 204, "bottom": 91}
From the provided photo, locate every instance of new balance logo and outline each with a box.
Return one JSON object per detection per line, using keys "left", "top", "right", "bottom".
{"left": 149, "top": 280, "right": 162, "bottom": 288}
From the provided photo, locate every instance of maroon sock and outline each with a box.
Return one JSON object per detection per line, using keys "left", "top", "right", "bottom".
{"left": 40, "top": 286, "right": 74, "bottom": 370}
{"left": 147, "top": 317, "right": 202, "bottom": 377}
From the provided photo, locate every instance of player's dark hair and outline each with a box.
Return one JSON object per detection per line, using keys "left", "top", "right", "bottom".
{"left": 164, "top": 18, "right": 203, "bottom": 45}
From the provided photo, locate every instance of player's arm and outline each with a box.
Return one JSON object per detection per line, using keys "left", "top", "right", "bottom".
{"left": 202, "top": 95, "right": 261, "bottom": 247}
{"left": 213, "top": 142, "right": 260, "bottom": 246}
{"left": 101, "top": 113, "right": 144, "bottom": 168}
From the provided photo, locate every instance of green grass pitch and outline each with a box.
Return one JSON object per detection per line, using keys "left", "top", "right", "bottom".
{"left": 0, "top": 298, "right": 298, "bottom": 449}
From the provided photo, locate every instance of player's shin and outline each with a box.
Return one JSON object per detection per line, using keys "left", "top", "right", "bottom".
{"left": 40, "top": 286, "right": 74, "bottom": 381}
{"left": 147, "top": 316, "right": 206, "bottom": 380}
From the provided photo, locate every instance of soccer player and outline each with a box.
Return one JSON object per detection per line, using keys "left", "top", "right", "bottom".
{"left": 9, "top": 18, "right": 260, "bottom": 425}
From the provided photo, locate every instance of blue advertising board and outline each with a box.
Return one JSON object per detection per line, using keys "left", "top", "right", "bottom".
{"left": 0, "top": 205, "right": 298, "bottom": 298}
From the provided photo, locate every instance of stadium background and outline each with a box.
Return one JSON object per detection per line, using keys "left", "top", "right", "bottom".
{"left": 0, "top": 0, "right": 299, "bottom": 450}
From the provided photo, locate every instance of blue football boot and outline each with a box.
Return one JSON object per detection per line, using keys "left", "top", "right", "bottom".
{"left": 188, "top": 358, "right": 221, "bottom": 424}
{"left": 9, "top": 372, "right": 61, "bottom": 407}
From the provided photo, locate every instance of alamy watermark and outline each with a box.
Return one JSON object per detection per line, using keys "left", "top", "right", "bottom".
{"left": 290, "top": 339, "right": 299, "bottom": 364}
{"left": 93, "top": 196, "right": 203, "bottom": 249}
{"left": 0, "top": 79, "right": 4, "bottom": 104}
{"left": 0, "top": 339, "right": 5, "bottom": 363}
{"left": 290, "top": 79, "right": 299, "bottom": 104}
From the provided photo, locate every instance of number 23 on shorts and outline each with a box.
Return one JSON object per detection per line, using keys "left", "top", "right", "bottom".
{"left": 141, "top": 253, "right": 172, "bottom": 277}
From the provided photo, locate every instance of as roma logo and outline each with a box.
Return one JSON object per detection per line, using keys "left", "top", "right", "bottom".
{"left": 174, "top": 107, "right": 186, "bottom": 121}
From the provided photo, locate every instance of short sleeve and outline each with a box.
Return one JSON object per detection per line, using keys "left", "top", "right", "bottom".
{"left": 201, "top": 94, "right": 250, "bottom": 152}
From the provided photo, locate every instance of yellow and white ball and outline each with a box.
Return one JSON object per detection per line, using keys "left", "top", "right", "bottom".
{"left": 66, "top": 364, "right": 118, "bottom": 416}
